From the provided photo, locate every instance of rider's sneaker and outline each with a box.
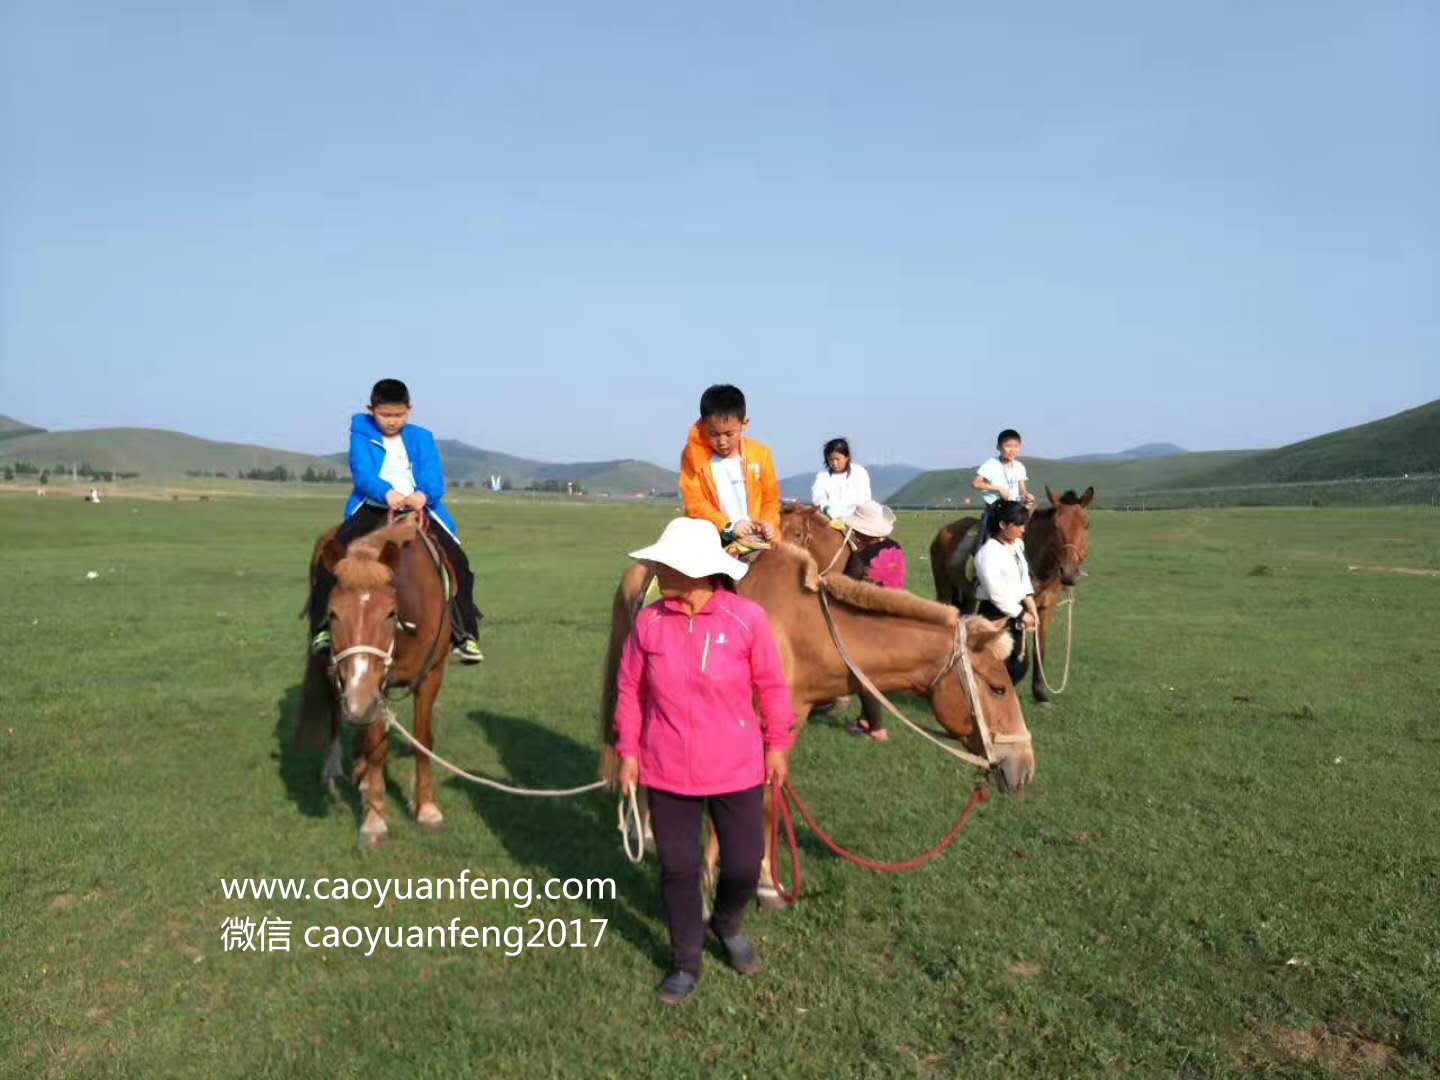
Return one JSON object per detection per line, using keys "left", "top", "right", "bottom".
{"left": 452, "top": 638, "right": 484, "bottom": 664}
{"left": 309, "top": 629, "right": 332, "bottom": 656}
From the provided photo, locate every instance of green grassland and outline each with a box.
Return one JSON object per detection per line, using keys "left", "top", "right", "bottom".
{"left": 3, "top": 495, "right": 1438, "bottom": 1078}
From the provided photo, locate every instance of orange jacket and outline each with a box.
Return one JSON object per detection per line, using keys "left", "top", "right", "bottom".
{"left": 678, "top": 421, "right": 782, "bottom": 532}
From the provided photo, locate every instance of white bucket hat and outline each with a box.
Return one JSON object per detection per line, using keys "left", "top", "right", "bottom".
{"left": 842, "top": 500, "right": 896, "bottom": 538}
{"left": 629, "top": 518, "right": 750, "bottom": 580}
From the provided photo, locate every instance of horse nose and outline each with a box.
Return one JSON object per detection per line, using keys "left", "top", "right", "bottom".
{"left": 993, "top": 745, "right": 1035, "bottom": 792}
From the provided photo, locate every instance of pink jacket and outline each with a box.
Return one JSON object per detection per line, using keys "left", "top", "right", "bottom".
{"left": 614, "top": 590, "right": 795, "bottom": 796}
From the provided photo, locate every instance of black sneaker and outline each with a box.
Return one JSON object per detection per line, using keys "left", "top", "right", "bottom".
{"left": 657, "top": 970, "right": 699, "bottom": 1005}
{"left": 708, "top": 924, "right": 761, "bottom": 975}
{"left": 309, "top": 629, "right": 332, "bottom": 656}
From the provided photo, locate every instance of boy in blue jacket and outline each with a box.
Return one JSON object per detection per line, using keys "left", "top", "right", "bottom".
{"left": 307, "top": 379, "right": 483, "bottom": 662}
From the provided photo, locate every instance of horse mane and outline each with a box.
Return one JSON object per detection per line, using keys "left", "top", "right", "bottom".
{"left": 334, "top": 544, "right": 394, "bottom": 590}
{"left": 821, "top": 573, "right": 959, "bottom": 627}
{"left": 1056, "top": 490, "right": 1085, "bottom": 505}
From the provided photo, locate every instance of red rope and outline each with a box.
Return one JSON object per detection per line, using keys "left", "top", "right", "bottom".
{"left": 768, "top": 780, "right": 989, "bottom": 904}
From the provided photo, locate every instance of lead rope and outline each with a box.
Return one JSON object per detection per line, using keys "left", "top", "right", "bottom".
{"left": 1030, "top": 589, "right": 1075, "bottom": 695}
{"left": 381, "top": 715, "right": 644, "bottom": 864}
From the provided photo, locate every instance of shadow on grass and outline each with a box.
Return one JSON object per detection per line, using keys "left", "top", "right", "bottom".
{"left": 273, "top": 683, "right": 362, "bottom": 824}
{"left": 455, "top": 709, "right": 667, "bottom": 969}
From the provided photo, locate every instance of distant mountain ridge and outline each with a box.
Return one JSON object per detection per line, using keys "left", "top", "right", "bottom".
{"left": 0, "top": 414, "right": 47, "bottom": 441}
{"left": 887, "top": 398, "right": 1439, "bottom": 505}
{"left": 1063, "top": 442, "right": 1187, "bottom": 463}
{"left": 779, "top": 464, "right": 928, "bottom": 503}
{"left": 0, "top": 419, "right": 677, "bottom": 495}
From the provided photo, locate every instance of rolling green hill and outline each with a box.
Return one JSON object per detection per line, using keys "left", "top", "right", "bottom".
{"left": 328, "top": 440, "right": 678, "bottom": 495}
{"left": 0, "top": 427, "right": 339, "bottom": 478}
{"left": 888, "top": 449, "right": 1259, "bottom": 507}
{"left": 0, "top": 414, "right": 47, "bottom": 442}
{"left": 1173, "top": 398, "right": 1440, "bottom": 488}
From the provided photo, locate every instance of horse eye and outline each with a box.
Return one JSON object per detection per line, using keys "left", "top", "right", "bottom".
{"left": 327, "top": 611, "right": 340, "bottom": 623}
{"left": 988, "top": 683, "right": 1008, "bottom": 697}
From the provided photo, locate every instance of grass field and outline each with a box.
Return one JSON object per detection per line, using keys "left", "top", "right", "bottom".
{"left": 3, "top": 495, "right": 1438, "bottom": 1078}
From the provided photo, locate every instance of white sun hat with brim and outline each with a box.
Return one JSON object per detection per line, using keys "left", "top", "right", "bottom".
{"left": 842, "top": 500, "right": 897, "bottom": 538}
{"left": 629, "top": 518, "right": 750, "bottom": 581}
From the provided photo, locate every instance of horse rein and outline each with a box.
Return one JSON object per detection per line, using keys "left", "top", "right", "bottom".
{"left": 815, "top": 585, "right": 1027, "bottom": 774}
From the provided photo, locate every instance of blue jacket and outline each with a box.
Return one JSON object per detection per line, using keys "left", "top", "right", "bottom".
{"left": 344, "top": 413, "right": 459, "bottom": 540}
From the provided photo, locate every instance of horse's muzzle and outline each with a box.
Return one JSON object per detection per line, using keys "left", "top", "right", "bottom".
{"left": 990, "top": 745, "right": 1035, "bottom": 793}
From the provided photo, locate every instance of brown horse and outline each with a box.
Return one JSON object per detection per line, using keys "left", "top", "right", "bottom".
{"left": 930, "top": 486, "right": 1093, "bottom": 704}
{"left": 599, "top": 525, "right": 1035, "bottom": 906}
{"left": 295, "top": 514, "right": 452, "bottom": 848}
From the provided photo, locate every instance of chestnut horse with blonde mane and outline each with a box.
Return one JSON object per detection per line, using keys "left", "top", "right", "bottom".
{"left": 600, "top": 506, "right": 1036, "bottom": 907}
{"left": 294, "top": 513, "right": 452, "bottom": 849}
{"left": 930, "top": 486, "right": 1093, "bottom": 704}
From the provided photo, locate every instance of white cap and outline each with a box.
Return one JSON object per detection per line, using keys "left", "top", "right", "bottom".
{"left": 842, "top": 500, "right": 896, "bottom": 538}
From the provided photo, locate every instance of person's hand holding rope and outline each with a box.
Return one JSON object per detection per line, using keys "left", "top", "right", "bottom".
{"left": 617, "top": 755, "right": 640, "bottom": 797}
{"left": 765, "top": 749, "right": 789, "bottom": 789}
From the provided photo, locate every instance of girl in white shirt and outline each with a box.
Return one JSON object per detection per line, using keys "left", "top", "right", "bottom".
{"left": 811, "top": 437, "right": 872, "bottom": 520}
{"left": 974, "top": 499, "right": 1036, "bottom": 685}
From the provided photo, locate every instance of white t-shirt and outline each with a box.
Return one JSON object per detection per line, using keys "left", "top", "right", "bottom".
{"left": 975, "top": 537, "right": 1033, "bottom": 617}
{"left": 710, "top": 455, "right": 749, "bottom": 525}
{"left": 976, "top": 456, "right": 1027, "bottom": 505}
{"left": 379, "top": 434, "right": 417, "bottom": 496}
{"left": 811, "top": 464, "right": 872, "bottom": 519}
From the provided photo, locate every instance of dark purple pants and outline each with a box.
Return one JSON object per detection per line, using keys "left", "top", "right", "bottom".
{"left": 646, "top": 784, "right": 766, "bottom": 977}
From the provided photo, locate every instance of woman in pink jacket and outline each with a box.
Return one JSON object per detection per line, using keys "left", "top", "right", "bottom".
{"left": 615, "top": 517, "right": 795, "bottom": 1005}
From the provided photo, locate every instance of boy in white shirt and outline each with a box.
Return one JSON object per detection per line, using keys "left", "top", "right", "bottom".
{"left": 964, "top": 428, "right": 1035, "bottom": 575}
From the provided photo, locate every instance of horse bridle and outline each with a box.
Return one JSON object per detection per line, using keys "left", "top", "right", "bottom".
{"left": 326, "top": 508, "right": 446, "bottom": 703}
{"left": 816, "top": 585, "right": 1029, "bottom": 774}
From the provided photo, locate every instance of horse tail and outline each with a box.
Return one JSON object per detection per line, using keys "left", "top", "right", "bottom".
{"left": 597, "top": 562, "right": 652, "bottom": 782}
{"left": 293, "top": 652, "right": 336, "bottom": 753}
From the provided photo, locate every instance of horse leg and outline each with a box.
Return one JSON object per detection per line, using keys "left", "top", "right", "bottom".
{"left": 321, "top": 696, "right": 345, "bottom": 788}
{"left": 356, "top": 720, "right": 389, "bottom": 847}
{"left": 412, "top": 673, "right": 446, "bottom": 831}
{"left": 1032, "top": 594, "right": 1054, "bottom": 706}
{"left": 701, "top": 813, "right": 719, "bottom": 921}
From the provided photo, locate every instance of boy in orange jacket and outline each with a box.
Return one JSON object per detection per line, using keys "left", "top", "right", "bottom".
{"left": 678, "top": 384, "right": 781, "bottom": 546}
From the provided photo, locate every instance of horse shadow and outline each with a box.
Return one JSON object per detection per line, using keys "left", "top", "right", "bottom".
{"left": 455, "top": 710, "right": 667, "bottom": 967}
{"left": 273, "top": 683, "right": 408, "bottom": 827}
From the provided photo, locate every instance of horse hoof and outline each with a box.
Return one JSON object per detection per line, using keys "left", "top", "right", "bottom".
{"left": 755, "top": 887, "right": 788, "bottom": 913}
{"left": 358, "top": 830, "right": 389, "bottom": 852}
{"left": 1034, "top": 699, "right": 1054, "bottom": 709}
{"left": 415, "top": 812, "right": 447, "bottom": 834}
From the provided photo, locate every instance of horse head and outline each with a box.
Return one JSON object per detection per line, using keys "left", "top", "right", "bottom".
{"left": 319, "top": 536, "right": 405, "bottom": 726}
{"left": 933, "top": 615, "right": 1035, "bottom": 792}
{"left": 1044, "top": 486, "right": 1093, "bottom": 586}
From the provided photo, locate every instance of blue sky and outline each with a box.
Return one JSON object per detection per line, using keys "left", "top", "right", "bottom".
{"left": 2, "top": 1, "right": 1434, "bottom": 473}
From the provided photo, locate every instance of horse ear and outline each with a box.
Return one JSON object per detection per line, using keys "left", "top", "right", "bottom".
{"left": 1079, "top": 486, "right": 1094, "bottom": 507}
{"left": 1046, "top": 485, "right": 1059, "bottom": 506}
{"left": 377, "top": 540, "right": 403, "bottom": 572}
{"left": 319, "top": 536, "right": 346, "bottom": 572}
{"left": 801, "top": 555, "right": 820, "bottom": 593}
{"left": 967, "top": 616, "right": 1013, "bottom": 659}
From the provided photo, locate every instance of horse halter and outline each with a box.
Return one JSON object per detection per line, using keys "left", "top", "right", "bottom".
{"left": 329, "top": 612, "right": 402, "bottom": 693}
{"left": 925, "top": 618, "right": 1032, "bottom": 768}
